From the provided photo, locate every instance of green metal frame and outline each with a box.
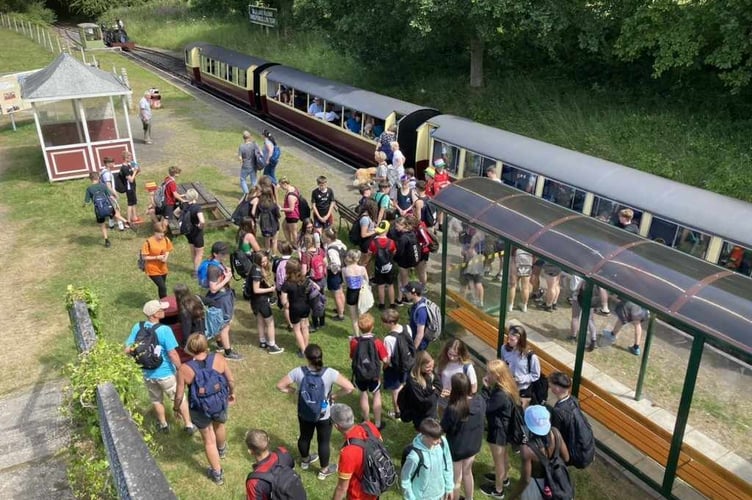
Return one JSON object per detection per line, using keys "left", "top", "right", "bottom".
{"left": 439, "top": 213, "right": 449, "bottom": 336}
{"left": 634, "top": 314, "right": 656, "bottom": 401}
{"left": 571, "top": 280, "right": 593, "bottom": 397}
{"left": 497, "top": 240, "right": 512, "bottom": 358}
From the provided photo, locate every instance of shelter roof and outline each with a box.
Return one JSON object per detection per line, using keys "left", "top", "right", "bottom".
{"left": 20, "top": 53, "right": 131, "bottom": 102}
{"left": 429, "top": 114, "right": 752, "bottom": 249}
{"left": 264, "top": 65, "right": 430, "bottom": 120}
{"left": 432, "top": 177, "right": 752, "bottom": 357}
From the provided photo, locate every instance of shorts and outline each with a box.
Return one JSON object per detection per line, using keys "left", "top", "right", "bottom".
{"left": 420, "top": 252, "right": 429, "bottom": 262}
{"left": 95, "top": 210, "right": 114, "bottom": 224}
{"left": 313, "top": 215, "right": 333, "bottom": 229}
{"left": 190, "top": 408, "right": 228, "bottom": 430}
{"left": 327, "top": 272, "right": 343, "bottom": 291}
{"left": 487, "top": 427, "right": 508, "bottom": 446}
{"left": 463, "top": 273, "right": 482, "bottom": 284}
{"left": 186, "top": 230, "right": 204, "bottom": 248}
{"left": 251, "top": 297, "right": 273, "bottom": 319}
{"left": 285, "top": 217, "right": 299, "bottom": 224}
{"left": 355, "top": 378, "right": 381, "bottom": 393}
{"left": 383, "top": 367, "right": 408, "bottom": 391}
{"left": 542, "top": 263, "right": 562, "bottom": 277}
{"left": 207, "top": 289, "right": 235, "bottom": 325}
{"left": 126, "top": 187, "right": 137, "bottom": 206}
{"left": 516, "top": 265, "right": 532, "bottom": 277}
{"left": 519, "top": 387, "right": 532, "bottom": 399}
{"left": 289, "top": 306, "right": 310, "bottom": 324}
{"left": 373, "top": 271, "right": 395, "bottom": 286}
{"left": 145, "top": 375, "right": 177, "bottom": 404}
{"left": 346, "top": 287, "right": 360, "bottom": 306}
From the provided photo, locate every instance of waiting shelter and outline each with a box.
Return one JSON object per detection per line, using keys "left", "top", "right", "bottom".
{"left": 430, "top": 177, "right": 752, "bottom": 499}
{"left": 19, "top": 53, "right": 134, "bottom": 182}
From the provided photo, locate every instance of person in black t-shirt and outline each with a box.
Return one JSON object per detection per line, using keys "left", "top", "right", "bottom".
{"left": 311, "top": 175, "right": 336, "bottom": 231}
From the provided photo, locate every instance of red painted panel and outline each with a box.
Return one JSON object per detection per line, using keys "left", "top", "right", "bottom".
{"left": 47, "top": 147, "right": 90, "bottom": 181}
{"left": 93, "top": 141, "right": 133, "bottom": 167}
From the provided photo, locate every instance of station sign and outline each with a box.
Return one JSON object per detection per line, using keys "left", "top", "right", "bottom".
{"left": 248, "top": 4, "right": 277, "bottom": 28}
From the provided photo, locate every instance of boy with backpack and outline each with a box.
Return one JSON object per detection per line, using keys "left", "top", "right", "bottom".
{"left": 245, "top": 428, "right": 307, "bottom": 500}
{"left": 400, "top": 417, "right": 454, "bottom": 500}
{"left": 381, "top": 308, "right": 415, "bottom": 421}
{"left": 84, "top": 171, "right": 131, "bottom": 247}
{"left": 548, "top": 372, "right": 595, "bottom": 470}
{"left": 404, "top": 281, "right": 442, "bottom": 351}
{"left": 349, "top": 313, "right": 389, "bottom": 431}
{"left": 366, "top": 221, "right": 397, "bottom": 309}
{"left": 323, "top": 228, "right": 347, "bottom": 321}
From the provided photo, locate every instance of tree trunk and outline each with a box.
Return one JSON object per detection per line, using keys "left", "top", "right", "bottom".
{"left": 469, "top": 37, "right": 484, "bottom": 88}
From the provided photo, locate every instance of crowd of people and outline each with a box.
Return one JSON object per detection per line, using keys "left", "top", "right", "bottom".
{"left": 109, "top": 128, "right": 606, "bottom": 499}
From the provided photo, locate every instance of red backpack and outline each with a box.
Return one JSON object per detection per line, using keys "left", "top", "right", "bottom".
{"left": 309, "top": 249, "right": 327, "bottom": 281}
{"left": 416, "top": 224, "right": 439, "bottom": 255}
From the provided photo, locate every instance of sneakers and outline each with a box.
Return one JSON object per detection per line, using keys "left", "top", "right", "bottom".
{"left": 297, "top": 350, "right": 304, "bottom": 358}
{"left": 596, "top": 307, "right": 611, "bottom": 316}
{"left": 587, "top": 339, "right": 597, "bottom": 352}
{"left": 259, "top": 341, "right": 268, "bottom": 349}
{"left": 157, "top": 422, "right": 169, "bottom": 434}
{"left": 318, "top": 463, "right": 338, "bottom": 480}
{"left": 218, "top": 444, "right": 227, "bottom": 459}
{"left": 104, "top": 238, "right": 111, "bottom": 248}
{"left": 483, "top": 474, "right": 510, "bottom": 488}
{"left": 508, "top": 304, "right": 514, "bottom": 312}
{"left": 301, "top": 454, "right": 319, "bottom": 470}
{"left": 600, "top": 330, "right": 617, "bottom": 347}
{"left": 629, "top": 345, "right": 641, "bottom": 356}
{"left": 309, "top": 325, "right": 318, "bottom": 333}
{"left": 267, "top": 344, "right": 284, "bottom": 355}
{"left": 117, "top": 221, "right": 125, "bottom": 231}
{"left": 108, "top": 219, "right": 115, "bottom": 229}
{"left": 333, "top": 315, "right": 345, "bottom": 321}
{"left": 377, "top": 421, "right": 387, "bottom": 431}
{"left": 480, "top": 484, "right": 505, "bottom": 498}
{"left": 521, "top": 304, "right": 528, "bottom": 313}
{"left": 224, "top": 350, "right": 244, "bottom": 361}
{"left": 206, "top": 467, "right": 224, "bottom": 486}
{"left": 184, "top": 425, "right": 197, "bottom": 436}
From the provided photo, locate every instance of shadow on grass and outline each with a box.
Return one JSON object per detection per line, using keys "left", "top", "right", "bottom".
{"left": 69, "top": 234, "right": 108, "bottom": 247}
{"left": 115, "top": 289, "right": 153, "bottom": 310}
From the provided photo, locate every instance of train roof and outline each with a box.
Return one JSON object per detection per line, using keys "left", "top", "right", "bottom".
{"left": 264, "top": 66, "right": 428, "bottom": 120}
{"left": 432, "top": 177, "right": 752, "bottom": 358}
{"left": 185, "top": 42, "right": 269, "bottom": 70}
{"left": 429, "top": 114, "right": 752, "bottom": 249}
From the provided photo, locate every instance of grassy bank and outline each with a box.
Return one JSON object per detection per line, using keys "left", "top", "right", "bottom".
{"left": 112, "top": 4, "right": 752, "bottom": 202}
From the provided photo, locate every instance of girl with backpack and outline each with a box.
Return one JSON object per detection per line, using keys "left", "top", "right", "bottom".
{"left": 356, "top": 199, "right": 378, "bottom": 254}
{"left": 276, "top": 344, "right": 354, "bottom": 480}
{"left": 281, "top": 259, "right": 312, "bottom": 357}
{"left": 237, "top": 218, "right": 261, "bottom": 255}
{"left": 395, "top": 175, "right": 415, "bottom": 218}
{"left": 366, "top": 220, "right": 397, "bottom": 310}
{"left": 481, "top": 359, "right": 521, "bottom": 499}
{"left": 437, "top": 339, "right": 478, "bottom": 415}
{"left": 393, "top": 217, "right": 421, "bottom": 303}
{"left": 502, "top": 324, "right": 542, "bottom": 409}
{"left": 248, "top": 252, "right": 283, "bottom": 355}
{"left": 253, "top": 186, "right": 280, "bottom": 254}
{"left": 323, "top": 228, "right": 347, "bottom": 321}
{"left": 174, "top": 283, "right": 206, "bottom": 345}
{"left": 297, "top": 218, "right": 321, "bottom": 249}
{"left": 507, "top": 405, "right": 572, "bottom": 500}
{"left": 279, "top": 177, "right": 301, "bottom": 249}
{"left": 342, "top": 249, "right": 369, "bottom": 336}
{"left": 300, "top": 234, "right": 327, "bottom": 331}
{"left": 440, "top": 372, "right": 486, "bottom": 500}
{"left": 398, "top": 351, "right": 441, "bottom": 429}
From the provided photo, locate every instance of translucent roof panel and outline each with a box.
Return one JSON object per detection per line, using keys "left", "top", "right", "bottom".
{"left": 431, "top": 177, "right": 752, "bottom": 356}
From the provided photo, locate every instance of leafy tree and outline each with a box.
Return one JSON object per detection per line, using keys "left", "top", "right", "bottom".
{"left": 615, "top": 0, "right": 752, "bottom": 91}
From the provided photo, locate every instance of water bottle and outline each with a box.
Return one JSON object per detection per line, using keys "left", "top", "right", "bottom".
{"left": 320, "top": 398, "right": 328, "bottom": 418}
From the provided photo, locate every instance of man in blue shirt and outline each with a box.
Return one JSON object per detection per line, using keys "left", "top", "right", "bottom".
{"left": 125, "top": 300, "right": 194, "bottom": 433}
{"left": 307, "top": 96, "right": 323, "bottom": 115}
{"left": 404, "top": 281, "right": 430, "bottom": 351}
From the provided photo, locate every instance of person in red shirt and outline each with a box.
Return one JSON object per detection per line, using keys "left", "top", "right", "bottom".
{"left": 365, "top": 221, "right": 397, "bottom": 309}
{"left": 245, "top": 429, "right": 304, "bottom": 500}
{"left": 349, "top": 313, "right": 389, "bottom": 430}
{"left": 428, "top": 159, "right": 451, "bottom": 231}
{"left": 156, "top": 166, "right": 186, "bottom": 221}
{"left": 331, "top": 403, "right": 382, "bottom": 500}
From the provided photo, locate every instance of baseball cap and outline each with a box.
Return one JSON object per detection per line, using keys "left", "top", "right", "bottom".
{"left": 424, "top": 167, "right": 436, "bottom": 178}
{"left": 212, "top": 241, "right": 230, "bottom": 255}
{"left": 375, "top": 220, "right": 390, "bottom": 235}
{"left": 143, "top": 300, "right": 169, "bottom": 317}
{"left": 433, "top": 158, "right": 446, "bottom": 169}
{"left": 524, "top": 405, "right": 551, "bottom": 436}
{"left": 402, "top": 281, "right": 424, "bottom": 295}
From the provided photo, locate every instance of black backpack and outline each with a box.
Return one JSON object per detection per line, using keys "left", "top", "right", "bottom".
{"left": 231, "top": 199, "right": 251, "bottom": 226}
{"left": 179, "top": 205, "right": 195, "bottom": 235}
{"left": 349, "top": 219, "right": 362, "bottom": 245}
{"left": 293, "top": 191, "right": 311, "bottom": 220}
{"left": 396, "top": 231, "right": 420, "bottom": 268}
{"left": 401, "top": 441, "right": 447, "bottom": 482}
{"left": 114, "top": 169, "right": 127, "bottom": 193}
{"left": 247, "top": 450, "right": 307, "bottom": 500}
{"left": 344, "top": 424, "right": 397, "bottom": 496}
{"left": 231, "top": 249, "right": 253, "bottom": 281}
{"left": 508, "top": 403, "right": 528, "bottom": 446}
{"left": 389, "top": 328, "right": 416, "bottom": 374}
{"left": 374, "top": 238, "right": 394, "bottom": 274}
{"left": 258, "top": 205, "right": 278, "bottom": 237}
{"left": 527, "top": 352, "right": 549, "bottom": 405}
{"left": 352, "top": 336, "right": 382, "bottom": 382}
{"left": 419, "top": 197, "right": 436, "bottom": 227}
{"left": 130, "top": 322, "right": 163, "bottom": 369}
{"left": 559, "top": 398, "right": 595, "bottom": 469}
{"left": 529, "top": 433, "right": 574, "bottom": 500}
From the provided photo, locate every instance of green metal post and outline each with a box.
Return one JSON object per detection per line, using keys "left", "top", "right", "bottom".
{"left": 439, "top": 213, "right": 449, "bottom": 336}
{"left": 662, "top": 333, "right": 705, "bottom": 496}
{"left": 571, "top": 280, "right": 593, "bottom": 397}
{"left": 496, "top": 240, "right": 512, "bottom": 359}
{"left": 634, "top": 314, "right": 656, "bottom": 401}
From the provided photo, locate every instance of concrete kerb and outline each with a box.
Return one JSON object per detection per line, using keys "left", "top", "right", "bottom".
{"left": 69, "top": 300, "right": 177, "bottom": 500}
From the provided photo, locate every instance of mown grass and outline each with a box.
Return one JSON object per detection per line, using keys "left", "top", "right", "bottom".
{"left": 111, "top": 2, "right": 752, "bottom": 202}
{"left": 0, "top": 27, "right": 643, "bottom": 500}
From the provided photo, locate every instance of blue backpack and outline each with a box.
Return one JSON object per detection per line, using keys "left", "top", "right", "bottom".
{"left": 298, "top": 367, "right": 328, "bottom": 423}
{"left": 187, "top": 353, "right": 229, "bottom": 417}
{"left": 92, "top": 189, "right": 113, "bottom": 219}
{"left": 197, "top": 260, "right": 222, "bottom": 288}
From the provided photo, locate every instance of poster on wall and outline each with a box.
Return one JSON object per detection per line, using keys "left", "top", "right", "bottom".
{"left": 0, "top": 70, "right": 36, "bottom": 115}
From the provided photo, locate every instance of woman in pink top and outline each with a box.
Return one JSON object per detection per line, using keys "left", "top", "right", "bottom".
{"left": 278, "top": 177, "right": 300, "bottom": 248}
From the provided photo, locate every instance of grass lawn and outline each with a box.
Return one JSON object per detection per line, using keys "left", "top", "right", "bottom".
{"left": 0, "top": 27, "right": 644, "bottom": 500}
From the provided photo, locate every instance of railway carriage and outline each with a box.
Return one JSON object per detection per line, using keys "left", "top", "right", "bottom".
{"left": 259, "top": 65, "right": 438, "bottom": 167}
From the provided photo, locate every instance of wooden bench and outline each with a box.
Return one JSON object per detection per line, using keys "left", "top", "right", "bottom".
{"left": 168, "top": 181, "right": 233, "bottom": 233}
{"left": 336, "top": 200, "right": 359, "bottom": 233}
{"left": 442, "top": 291, "right": 750, "bottom": 498}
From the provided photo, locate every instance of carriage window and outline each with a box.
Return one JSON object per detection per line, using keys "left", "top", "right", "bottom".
{"left": 343, "top": 109, "right": 363, "bottom": 134}
{"left": 315, "top": 101, "right": 343, "bottom": 125}
{"left": 591, "top": 196, "right": 642, "bottom": 227}
{"left": 542, "top": 179, "right": 587, "bottom": 212}
{"left": 649, "top": 218, "right": 711, "bottom": 258}
{"left": 238, "top": 69, "right": 247, "bottom": 88}
{"left": 363, "top": 114, "right": 378, "bottom": 140}
{"left": 464, "top": 151, "right": 496, "bottom": 177}
{"left": 432, "top": 140, "right": 460, "bottom": 176}
{"left": 184, "top": 50, "right": 190, "bottom": 64}
{"left": 225, "top": 65, "right": 232, "bottom": 82}
{"left": 719, "top": 242, "right": 752, "bottom": 276}
{"left": 500, "top": 164, "right": 536, "bottom": 193}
